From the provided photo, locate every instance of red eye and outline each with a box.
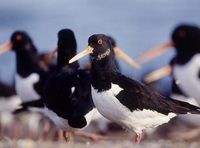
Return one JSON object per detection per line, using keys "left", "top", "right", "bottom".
{"left": 98, "top": 39, "right": 103, "bottom": 45}
{"left": 16, "top": 35, "right": 22, "bottom": 41}
{"left": 178, "top": 30, "right": 186, "bottom": 38}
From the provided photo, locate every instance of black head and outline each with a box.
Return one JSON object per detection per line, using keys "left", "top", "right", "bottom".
{"left": 10, "top": 31, "right": 37, "bottom": 53}
{"left": 172, "top": 24, "right": 200, "bottom": 55}
{"left": 57, "top": 29, "right": 79, "bottom": 68}
{"left": 107, "top": 36, "right": 117, "bottom": 48}
{"left": 88, "top": 34, "right": 114, "bottom": 61}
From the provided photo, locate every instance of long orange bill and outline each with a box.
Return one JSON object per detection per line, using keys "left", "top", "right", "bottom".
{"left": 51, "top": 48, "right": 58, "bottom": 55}
{"left": 114, "top": 47, "right": 140, "bottom": 69}
{"left": 0, "top": 42, "right": 12, "bottom": 54}
{"left": 137, "top": 41, "right": 174, "bottom": 64}
{"left": 144, "top": 65, "right": 172, "bottom": 84}
{"left": 69, "top": 46, "right": 94, "bottom": 64}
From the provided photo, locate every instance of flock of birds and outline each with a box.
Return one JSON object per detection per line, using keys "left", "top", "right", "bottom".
{"left": 0, "top": 23, "right": 200, "bottom": 144}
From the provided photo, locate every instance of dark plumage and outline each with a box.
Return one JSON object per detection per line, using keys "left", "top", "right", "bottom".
{"left": 43, "top": 29, "right": 95, "bottom": 130}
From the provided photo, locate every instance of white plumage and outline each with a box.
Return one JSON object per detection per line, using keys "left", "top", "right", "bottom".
{"left": 15, "top": 73, "right": 40, "bottom": 102}
{"left": 173, "top": 54, "right": 200, "bottom": 101}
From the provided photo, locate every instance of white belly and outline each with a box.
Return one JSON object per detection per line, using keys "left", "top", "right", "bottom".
{"left": 91, "top": 84, "right": 176, "bottom": 133}
{"left": 173, "top": 54, "right": 200, "bottom": 103}
{"left": 15, "top": 73, "right": 40, "bottom": 102}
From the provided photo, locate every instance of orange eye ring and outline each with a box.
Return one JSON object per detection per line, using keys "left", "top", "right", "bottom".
{"left": 98, "top": 39, "right": 103, "bottom": 45}
{"left": 16, "top": 35, "right": 22, "bottom": 41}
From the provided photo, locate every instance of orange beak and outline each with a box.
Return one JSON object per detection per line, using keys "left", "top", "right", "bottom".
{"left": 138, "top": 41, "right": 174, "bottom": 64}
{"left": 69, "top": 46, "right": 140, "bottom": 69}
{"left": 144, "top": 65, "right": 172, "bottom": 83}
{"left": 69, "top": 46, "right": 94, "bottom": 64}
{"left": 51, "top": 48, "right": 58, "bottom": 56}
{"left": 114, "top": 47, "right": 140, "bottom": 69}
{"left": 0, "top": 42, "right": 12, "bottom": 54}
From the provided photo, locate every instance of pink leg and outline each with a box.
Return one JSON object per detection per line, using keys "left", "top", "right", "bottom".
{"left": 63, "top": 131, "right": 74, "bottom": 143}
{"left": 135, "top": 133, "right": 142, "bottom": 143}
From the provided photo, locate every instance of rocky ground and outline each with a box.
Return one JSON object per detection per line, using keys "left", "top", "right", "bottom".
{"left": 1, "top": 113, "right": 200, "bottom": 148}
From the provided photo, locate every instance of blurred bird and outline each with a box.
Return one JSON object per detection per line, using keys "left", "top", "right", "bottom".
{"left": 0, "top": 82, "right": 21, "bottom": 112}
{"left": 0, "top": 31, "right": 47, "bottom": 112}
{"left": 69, "top": 34, "right": 200, "bottom": 143}
{"left": 0, "top": 31, "right": 55, "bottom": 139}
{"left": 139, "top": 24, "right": 200, "bottom": 139}
{"left": 0, "top": 82, "right": 21, "bottom": 138}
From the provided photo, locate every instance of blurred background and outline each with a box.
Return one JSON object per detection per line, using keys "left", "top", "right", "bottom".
{"left": 0, "top": 0, "right": 200, "bottom": 94}
{"left": 0, "top": 0, "right": 200, "bottom": 146}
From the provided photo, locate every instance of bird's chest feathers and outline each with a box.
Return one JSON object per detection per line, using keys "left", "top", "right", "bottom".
{"left": 173, "top": 54, "right": 200, "bottom": 100}
{"left": 91, "top": 83, "right": 128, "bottom": 121}
{"left": 15, "top": 73, "right": 40, "bottom": 102}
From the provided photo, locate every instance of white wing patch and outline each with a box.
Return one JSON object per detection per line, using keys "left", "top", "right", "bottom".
{"left": 112, "top": 83, "right": 123, "bottom": 96}
{"left": 173, "top": 54, "right": 200, "bottom": 103}
{"left": 15, "top": 73, "right": 40, "bottom": 102}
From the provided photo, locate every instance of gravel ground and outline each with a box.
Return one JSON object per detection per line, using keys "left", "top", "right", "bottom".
{"left": 1, "top": 139, "right": 200, "bottom": 148}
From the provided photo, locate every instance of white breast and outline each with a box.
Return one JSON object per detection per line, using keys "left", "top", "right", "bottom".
{"left": 173, "top": 54, "right": 200, "bottom": 103}
{"left": 91, "top": 83, "right": 176, "bottom": 134}
{"left": 15, "top": 73, "right": 40, "bottom": 102}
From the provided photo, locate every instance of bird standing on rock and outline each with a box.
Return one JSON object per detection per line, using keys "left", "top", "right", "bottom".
{"left": 69, "top": 34, "right": 200, "bottom": 143}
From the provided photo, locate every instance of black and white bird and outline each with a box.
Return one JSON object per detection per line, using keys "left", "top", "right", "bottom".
{"left": 0, "top": 31, "right": 46, "bottom": 112}
{"left": 43, "top": 29, "right": 108, "bottom": 141}
{"left": 69, "top": 34, "right": 200, "bottom": 143}
{"left": 142, "top": 24, "right": 200, "bottom": 128}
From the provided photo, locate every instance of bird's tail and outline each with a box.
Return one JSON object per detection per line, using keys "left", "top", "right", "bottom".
{"left": 169, "top": 98, "right": 200, "bottom": 114}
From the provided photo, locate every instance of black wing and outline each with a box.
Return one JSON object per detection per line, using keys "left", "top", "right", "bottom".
{"left": 113, "top": 74, "right": 200, "bottom": 115}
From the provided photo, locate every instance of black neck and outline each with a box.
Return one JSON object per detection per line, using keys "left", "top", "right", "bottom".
{"left": 16, "top": 50, "right": 41, "bottom": 77}
{"left": 91, "top": 51, "right": 119, "bottom": 91}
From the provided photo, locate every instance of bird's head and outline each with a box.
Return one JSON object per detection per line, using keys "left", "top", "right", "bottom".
{"left": 69, "top": 34, "right": 140, "bottom": 68}
{"left": 0, "top": 31, "right": 37, "bottom": 55}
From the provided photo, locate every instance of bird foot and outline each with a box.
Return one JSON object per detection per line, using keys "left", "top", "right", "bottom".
{"left": 63, "top": 131, "right": 74, "bottom": 143}
{"left": 135, "top": 133, "right": 142, "bottom": 143}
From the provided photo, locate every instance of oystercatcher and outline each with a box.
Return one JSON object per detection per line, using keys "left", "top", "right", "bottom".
{"left": 0, "top": 31, "right": 46, "bottom": 112}
{"left": 69, "top": 34, "right": 200, "bottom": 143}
